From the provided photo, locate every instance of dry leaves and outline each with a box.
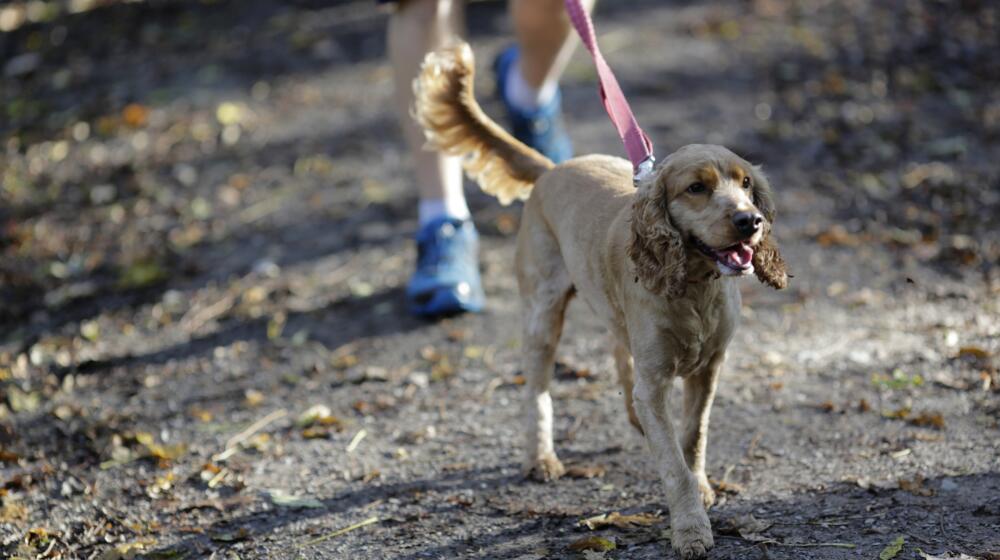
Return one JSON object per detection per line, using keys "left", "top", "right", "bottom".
{"left": 267, "top": 489, "right": 323, "bottom": 509}
{"left": 898, "top": 475, "right": 935, "bottom": 496}
{"left": 879, "top": 535, "right": 905, "bottom": 559}
{"left": 568, "top": 535, "right": 616, "bottom": 552}
{"left": 957, "top": 346, "right": 991, "bottom": 360}
{"left": 579, "top": 511, "right": 661, "bottom": 530}
{"left": 97, "top": 539, "right": 157, "bottom": 560}
{"left": 564, "top": 464, "right": 606, "bottom": 479}
{"left": 718, "top": 514, "right": 773, "bottom": 542}
{"left": 908, "top": 412, "right": 945, "bottom": 429}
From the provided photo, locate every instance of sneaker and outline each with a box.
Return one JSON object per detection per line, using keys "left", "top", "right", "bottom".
{"left": 407, "top": 217, "right": 485, "bottom": 317}
{"left": 494, "top": 45, "right": 573, "bottom": 163}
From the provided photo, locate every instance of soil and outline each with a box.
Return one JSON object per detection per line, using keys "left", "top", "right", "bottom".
{"left": 1, "top": 0, "right": 998, "bottom": 559}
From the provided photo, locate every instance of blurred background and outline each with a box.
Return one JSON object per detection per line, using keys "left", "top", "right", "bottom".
{"left": 1, "top": 1, "right": 998, "bottom": 558}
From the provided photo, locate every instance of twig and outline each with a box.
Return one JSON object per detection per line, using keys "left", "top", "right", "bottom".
{"left": 346, "top": 429, "right": 367, "bottom": 453}
{"left": 719, "top": 535, "right": 855, "bottom": 549}
{"left": 179, "top": 293, "right": 237, "bottom": 333}
{"left": 745, "top": 432, "right": 762, "bottom": 459}
{"left": 213, "top": 409, "right": 287, "bottom": 461}
{"left": 300, "top": 516, "right": 379, "bottom": 546}
{"left": 765, "top": 540, "right": 856, "bottom": 549}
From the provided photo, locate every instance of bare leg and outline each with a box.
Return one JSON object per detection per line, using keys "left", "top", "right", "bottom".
{"left": 629, "top": 333, "right": 714, "bottom": 558}
{"left": 613, "top": 340, "right": 642, "bottom": 433}
{"left": 388, "top": 0, "right": 465, "bottom": 203}
{"left": 509, "top": 0, "right": 595, "bottom": 90}
{"left": 681, "top": 357, "right": 724, "bottom": 509}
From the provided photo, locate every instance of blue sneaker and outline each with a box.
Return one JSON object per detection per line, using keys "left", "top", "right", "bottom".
{"left": 494, "top": 46, "right": 573, "bottom": 163}
{"left": 407, "top": 217, "right": 485, "bottom": 317}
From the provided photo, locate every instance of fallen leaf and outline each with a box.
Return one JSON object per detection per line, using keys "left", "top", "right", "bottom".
{"left": 916, "top": 550, "right": 979, "bottom": 560}
{"left": 267, "top": 489, "right": 324, "bottom": 509}
{"left": 882, "top": 407, "right": 911, "bottom": 420}
{"left": 211, "top": 528, "right": 250, "bottom": 542}
{"left": 302, "top": 426, "right": 331, "bottom": 439}
{"left": 719, "top": 514, "right": 774, "bottom": 542}
{"left": 297, "top": 405, "right": 337, "bottom": 428}
{"left": 908, "top": 412, "right": 945, "bottom": 429}
{"left": 565, "top": 464, "right": 606, "bottom": 479}
{"left": 568, "top": 535, "right": 616, "bottom": 552}
{"left": 189, "top": 407, "right": 213, "bottom": 422}
{"left": 958, "top": 346, "right": 991, "bottom": 360}
{"left": 244, "top": 389, "right": 265, "bottom": 408}
{"left": 122, "top": 104, "right": 149, "bottom": 128}
{"left": 1, "top": 497, "right": 27, "bottom": 522}
{"left": 579, "top": 511, "right": 661, "bottom": 530}
{"left": 710, "top": 478, "right": 745, "bottom": 494}
{"left": 463, "top": 345, "right": 485, "bottom": 360}
{"left": 97, "top": 539, "right": 157, "bottom": 560}
{"left": 118, "top": 260, "right": 167, "bottom": 289}
{"left": 879, "top": 535, "right": 905, "bottom": 559}
{"left": 145, "top": 442, "right": 186, "bottom": 466}
{"left": 899, "top": 476, "right": 935, "bottom": 496}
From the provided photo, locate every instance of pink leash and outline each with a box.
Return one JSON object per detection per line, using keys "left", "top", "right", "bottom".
{"left": 564, "top": 0, "right": 655, "bottom": 182}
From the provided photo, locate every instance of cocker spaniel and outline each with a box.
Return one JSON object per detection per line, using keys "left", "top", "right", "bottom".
{"left": 413, "top": 42, "right": 787, "bottom": 559}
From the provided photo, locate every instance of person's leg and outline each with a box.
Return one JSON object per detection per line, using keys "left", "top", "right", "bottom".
{"left": 388, "top": 0, "right": 468, "bottom": 225}
{"left": 509, "top": 0, "right": 593, "bottom": 109}
{"left": 495, "top": 0, "right": 595, "bottom": 163}
{"left": 388, "top": 0, "right": 484, "bottom": 316}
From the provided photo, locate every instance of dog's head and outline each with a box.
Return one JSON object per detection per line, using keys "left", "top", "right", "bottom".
{"left": 627, "top": 144, "right": 788, "bottom": 298}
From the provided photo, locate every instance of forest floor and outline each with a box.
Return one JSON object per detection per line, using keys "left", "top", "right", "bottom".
{"left": 1, "top": 0, "right": 998, "bottom": 558}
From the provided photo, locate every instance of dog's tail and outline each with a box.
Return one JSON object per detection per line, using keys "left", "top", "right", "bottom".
{"left": 412, "top": 42, "right": 554, "bottom": 205}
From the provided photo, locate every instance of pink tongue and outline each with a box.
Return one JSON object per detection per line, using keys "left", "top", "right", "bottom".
{"left": 721, "top": 245, "right": 753, "bottom": 267}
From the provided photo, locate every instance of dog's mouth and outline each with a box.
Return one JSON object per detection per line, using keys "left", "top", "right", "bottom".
{"left": 693, "top": 237, "right": 755, "bottom": 276}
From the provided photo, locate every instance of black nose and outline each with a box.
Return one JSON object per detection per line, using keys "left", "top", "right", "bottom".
{"left": 732, "top": 211, "right": 764, "bottom": 237}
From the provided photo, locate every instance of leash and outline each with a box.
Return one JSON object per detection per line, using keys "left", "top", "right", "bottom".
{"left": 564, "top": 0, "right": 655, "bottom": 182}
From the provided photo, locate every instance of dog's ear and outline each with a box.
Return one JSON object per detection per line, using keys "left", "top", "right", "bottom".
{"left": 627, "top": 171, "right": 688, "bottom": 298}
{"left": 749, "top": 167, "right": 788, "bottom": 289}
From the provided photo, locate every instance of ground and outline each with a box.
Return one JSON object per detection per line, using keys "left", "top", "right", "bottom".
{"left": 1, "top": 0, "right": 999, "bottom": 558}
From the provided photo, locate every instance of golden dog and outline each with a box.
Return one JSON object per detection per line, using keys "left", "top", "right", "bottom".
{"left": 413, "top": 42, "right": 787, "bottom": 559}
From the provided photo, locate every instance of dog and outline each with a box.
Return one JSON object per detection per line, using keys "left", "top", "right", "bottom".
{"left": 413, "top": 42, "right": 787, "bottom": 559}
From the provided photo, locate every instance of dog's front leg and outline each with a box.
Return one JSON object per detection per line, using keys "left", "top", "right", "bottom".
{"left": 631, "top": 362, "right": 714, "bottom": 559}
{"left": 681, "top": 355, "right": 724, "bottom": 509}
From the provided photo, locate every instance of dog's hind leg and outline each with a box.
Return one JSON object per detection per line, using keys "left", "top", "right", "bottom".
{"left": 613, "top": 340, "right": 643, "bottom": 434}
{"left": 516, "top": 205, "right": 573, "bottom": 482}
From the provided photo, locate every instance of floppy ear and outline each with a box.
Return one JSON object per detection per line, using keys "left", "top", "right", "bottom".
{"left": 627, "top": 173, "right": 688, "bottom": 298}
{"left": 749, "top": 167, "right": 788, "bottom": 289}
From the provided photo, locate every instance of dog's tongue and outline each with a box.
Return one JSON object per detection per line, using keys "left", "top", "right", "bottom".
{"left": 718, "top": 243, "right": 753, "bottom": 269}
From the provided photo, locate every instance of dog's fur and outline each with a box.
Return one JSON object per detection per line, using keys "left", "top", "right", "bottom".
{"left": 413, "top": 42, "right": 787, "bottom": 559}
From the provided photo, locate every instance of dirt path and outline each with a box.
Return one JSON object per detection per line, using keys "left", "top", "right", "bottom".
{"left": 1, "top": 1, "right": 998, "bottom": 558}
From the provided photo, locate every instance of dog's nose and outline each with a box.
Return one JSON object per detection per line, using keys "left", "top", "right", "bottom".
{"left": 732, "top": 211, "right": 764, "bottom": 237}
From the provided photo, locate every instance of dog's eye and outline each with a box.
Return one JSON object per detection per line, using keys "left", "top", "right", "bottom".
{"left": 687, "top": 182, "right": 706, "bottom": 194}
{"left": 742, "top": 176, "right": 752, "bottom": 189}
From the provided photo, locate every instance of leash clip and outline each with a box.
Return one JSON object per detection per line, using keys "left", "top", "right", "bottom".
{"left": 633, "top": 155, "right": 656, "bottom": 184}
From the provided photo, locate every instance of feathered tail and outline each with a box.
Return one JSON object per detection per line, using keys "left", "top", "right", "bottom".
{"left": 412, "top": 42, "right": 554, "bottom": 205}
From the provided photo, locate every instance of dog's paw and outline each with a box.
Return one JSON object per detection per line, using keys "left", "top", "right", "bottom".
{"left": 696, "top": 475, "right": 716, "bottom": 509}
{"left": 670, "top": 517, "right": 714, "bottom": 559}
{"left": 523, "top": 453, "right": 565, "bottom": 482}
